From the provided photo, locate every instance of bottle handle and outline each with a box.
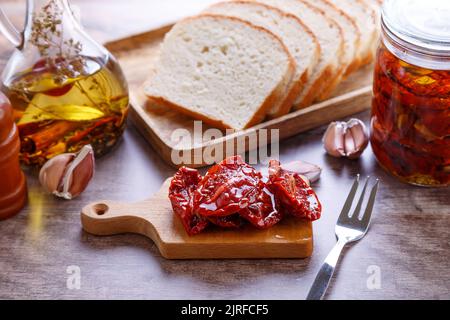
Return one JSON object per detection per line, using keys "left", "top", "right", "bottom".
{"left": 0, "top": 1, "right": 29, "bottom": 48}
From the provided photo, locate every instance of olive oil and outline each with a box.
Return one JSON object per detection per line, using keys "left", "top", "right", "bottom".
{"left": 0, "top": 0, "right": 129, "bottom": 166}
{"left": 2, "top": 56, "right": 129, "bottom": 166}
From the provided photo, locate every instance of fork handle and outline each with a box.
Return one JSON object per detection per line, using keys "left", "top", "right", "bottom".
{"left": 306, "top": 239, "right": 347, "bottom": 300}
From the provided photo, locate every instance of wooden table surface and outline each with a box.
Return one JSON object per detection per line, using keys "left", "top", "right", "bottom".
{"left": 0, "top": 0, "right": 449, "bottom": 300}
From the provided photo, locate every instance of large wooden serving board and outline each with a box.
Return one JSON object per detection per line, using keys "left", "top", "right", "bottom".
{"left": 81, "top": 179, "right": 313, "bottom": 260}
{"left": 106, "top": 25, "right": 374, "bottom": 168}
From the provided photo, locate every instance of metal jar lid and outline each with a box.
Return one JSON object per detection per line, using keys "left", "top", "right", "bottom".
{"left": 382, "top": 0, "right": 450, "bottom": 70}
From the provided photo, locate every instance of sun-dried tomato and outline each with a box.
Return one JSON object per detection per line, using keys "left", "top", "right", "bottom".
{"left": 193, "top": 156, "right": 264, "bottom": 217}
{"left": 169, "top": 157, "right": 323, "bottom": 236}
{"left": 207, "top": 214, "right": 246, "bottom": 229}
{"left": 268, "top": 160, "right": 322, "bottom": 221}
{"left": 168, "top": 167, "right": 209, "bottom": 236}
{"left": 239, "top": 186, "right": 283, "bottom": 229}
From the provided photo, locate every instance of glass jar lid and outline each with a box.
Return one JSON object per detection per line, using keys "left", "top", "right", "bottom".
{"left": 382, "top": 0, "right": 450, "bottom": 54}
{"left": 382, "top": 0, "right": 450, "bottom": 69}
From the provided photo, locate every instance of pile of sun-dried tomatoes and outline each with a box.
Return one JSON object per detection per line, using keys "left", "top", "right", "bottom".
{"left": 169, "top": 156, "right": 322, "bottom": 236}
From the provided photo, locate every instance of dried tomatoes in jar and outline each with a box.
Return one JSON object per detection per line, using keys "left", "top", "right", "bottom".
{"left": 370, "top": 0, "right": 450, "bottom": 186}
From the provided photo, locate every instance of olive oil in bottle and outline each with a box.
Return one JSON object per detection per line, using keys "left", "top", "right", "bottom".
{"left": 2, "top": 57, "right": 129, "bottom": 166}
{"left": 0, "top": 0, "right": 129, "bottom": 166}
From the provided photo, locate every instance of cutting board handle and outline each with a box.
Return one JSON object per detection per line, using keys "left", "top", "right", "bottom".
{"left": 81, "top": 200, "right": 161, "bottom": 244}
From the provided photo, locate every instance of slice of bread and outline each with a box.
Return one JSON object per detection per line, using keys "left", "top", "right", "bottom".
{"left": 305, "top": 0, "right": 361, "bottom": 75}
{"left": 303, "top": 0, "right": 361, "bottom": 101}
{"left": 328, "top": 0, "right": 378, "bottom": 65}
{"left": 363, "top": 0, "right": 382, "bottom": 53}
{"left": 144, "top": 14, "right": 295, "bottom": 130}
{"left": 366, "top": 0, "right": 384, "bottom": 9}
{"left": 204, "top": 1, "right": 320, "bottom": 118}
{"left": 255, "top": 0, "right": 345, "bottom": 110}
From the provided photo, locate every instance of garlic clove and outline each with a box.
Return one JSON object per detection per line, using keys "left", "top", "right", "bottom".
{"left": 323, "top": 119, "right": 369, "bottom": 159}
{"left": 39, "top": 154, "right": 74, "bottom": 194}
{"left": 344, "top": 128, "right": 356, "bottom": 157}
{"left": 59, "top": 145, "right": 95, "bottom": 199}
{"left": 39, "top": 145, "right": 95, "bottom": 200}
{"left": 282, "top": 160, "right": 322, "bottom": 183}
{"left": 346, "top": 119, "right": 369, "bottom": 159}
{"left": 323, "top": 122, "right": 346, "bottom": 158}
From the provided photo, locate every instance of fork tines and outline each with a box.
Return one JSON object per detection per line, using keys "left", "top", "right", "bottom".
{"left": 338, "top": 175, "right": 379, "bottom": 229}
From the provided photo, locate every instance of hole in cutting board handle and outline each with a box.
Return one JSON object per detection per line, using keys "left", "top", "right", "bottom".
{"left": 93, "top": 203, "right": 109, "bottom": 216}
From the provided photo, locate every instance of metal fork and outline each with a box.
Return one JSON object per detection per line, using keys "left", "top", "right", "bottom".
{"left": 306, "top": 175, "right": 379, "bottom": 300}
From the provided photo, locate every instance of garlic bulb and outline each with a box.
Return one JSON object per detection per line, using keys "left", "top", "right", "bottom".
{"left": 39, "top": 145, "right": 95, "bottom": 200}
{"left": 323, "top": 119, "right": 369, "bottom": 159}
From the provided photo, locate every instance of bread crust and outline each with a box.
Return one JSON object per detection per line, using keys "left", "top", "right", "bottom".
{"left": 316, "top": 67, "right": 343, "bottom": 101}
{"left": 273, "top": 10, "right": 321, "bottom": 117}
{"left": 292, "top": 0, "right": 344, "bottom": 107}
{"left": 307, "top": 0, "right": 361, "bottom": 101}
{"left": 268, "top": 68, "right": 308, "bottom": 119}
{"left": 145, "top": 14, "right": 296, "bottom": 130}
{"left": 321, "top": 0, "right": 363, "bottom": 75}
{"left": 356, "top": 0, "right": 379, "bottom": 66}
{"left": 293, "top": 64, "right": 334, "bottom": 110}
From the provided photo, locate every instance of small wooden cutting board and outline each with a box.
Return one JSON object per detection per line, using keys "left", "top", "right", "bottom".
{"left": 81, "top": 179, "right": 313, "bottom": 260}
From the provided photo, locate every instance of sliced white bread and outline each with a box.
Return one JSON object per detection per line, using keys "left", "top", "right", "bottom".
{"left": 254, "top": 0, "right": 345, "bottom": 110}
{"left": 204, "top": 1, "right": 320, "bottom": 118}
{"left": 144, "top": 15, "right": 295, "bottom": 130}
{"left": 364, "top": 0, "right": 382, "bottom": 55}
{"left": 329, "top": 0, "right": 378, "bottom": 65}
{"left": 365, "top": 0, "right": 382, "bottom": 22}
{"left": 303, "top": 0, "right": 361, "bottom": 101}
{"left": 305, "top": 0, "right": 361, "bottom": 75}
{"left": 366, "top": 0, "right": 384, "bottom": 9}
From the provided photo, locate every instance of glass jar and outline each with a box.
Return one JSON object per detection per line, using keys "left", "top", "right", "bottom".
{"left": 371, "top": 0, "right": 450, "bottom": 187}
{"left": 0, "top": 0, "right": 129, "bottom": 166}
